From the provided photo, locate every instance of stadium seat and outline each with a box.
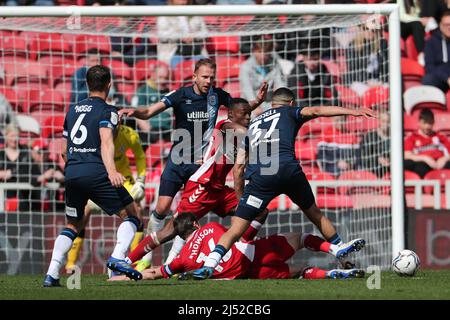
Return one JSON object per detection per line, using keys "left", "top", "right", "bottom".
{"left": 403, "top": 85, "right": 446, "bottom": 115}
{"left": 48, "top": 58, "right": 77, "bottom": 86}
{"left": 316, "top": 194, "right": 353, "bottom": 209}
{"left": 5, "top": 197, "right": 19, "bottom": 213}
{"left": 223, "top": 81, "right": 241, "bottom": 98}
{"left": 361, "top": 85, "right": 390, "bottom": 109}
{"left": 3, "top": 60, "right": 48, "bottom": 86}
{"left": 306, "top": 171, "right": 337, "bottom": 194}
{"left": 350, "top": 194, "right": 391, "bottom": 209}
{"left": 216, "top": 15, "right": 254, "bottom": 32}
{"left": 74, "top": 35, "right": 111, "bottom": 57}
{"left": 404, "top": 112, "right": 418, "bottom": 133}
{"left": 103, "top": 59, "right": 132, "bottom": 80}
{"left": 215, "top": 56, "right": 243, "bottom": 87}
{"left": 206, "top": 36, "right": 240, "bottom": 54}
{"left": 54, "top": 82, "right": 72, "bottom": 106}
{"left": 295, "top": 138, "right": 319, "bottom": 161}
{"left": 134, "top": 59, "right": 162, "bottom": 83}
{"left": 116, "top": 82, "right": 136, "bottom": 104}
{"left": 335, "top": 85, "right": 360, "bottom": 107}
{"left": 338, "top": 170, "right": 379, "bottom": 194}
{"left": 401, "top": 57, "right": 424, "bottom": 80}
{"left": 24, "top": 89, "right": 65, "bottom": 113}
{"left": 424, "top": 109, "right": 450, "bottom": 133}
{"left": 405, "top": 35, "right": 418, "bottom": 61}
{"left": 0, "top": 33, "right": 28, "bottom": 58}
{"left": 382, "top": 170, "right": 421, "bottom": 194}
{"left": 0, "top": 87, "right": 21, "bottom": 111}
{"left": 30, "top": 111, "right": 66, "bottom": 130}
{"left": 320, "top": 59, "right": 342, "bottom": 80}
{"left": 41, "top": 115, "right": 65, "bottom": 139}
{"left": 145, "top": 140, "right": 172, "bottom": 167}
{"left": 174, "top": 59, "right": 196, "bottom": 87}
{"left": 345, "top": 116, "right": 379, "bottom": 134}
{"left": 16, "top": 114, "right": 41, "bottom": 141}
{"left": 424, "top": 169, "right": 450, "bottom": 195}
{"left": 29, "top": 33, "right": 72, "bottom": 60}
{"left": 301, "top": 117, "right": 333, "bottom": 137}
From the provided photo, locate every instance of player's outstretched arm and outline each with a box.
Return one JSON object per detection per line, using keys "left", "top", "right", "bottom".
{"left": 119, "top": 101, "right": 167, "bottom": 120}
{"left": 100, "top": 127, "right": 125, "bottom": 188}
{"left": 300, "top": 106, "right": 377, "bottom": 120}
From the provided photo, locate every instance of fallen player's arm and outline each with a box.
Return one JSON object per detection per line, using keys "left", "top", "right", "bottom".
{"left": 107, "top": 266, "right": 164, "bottom": 282}
{"left": 300, "top": 106, "right": 377, "bottom": 120}
{"left": 119, "top": 101, "right": 167, "bottom": 120}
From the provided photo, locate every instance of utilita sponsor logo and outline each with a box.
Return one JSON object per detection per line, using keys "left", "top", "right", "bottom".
{"left": 187, "top": 111, "right": 209, "bottom": 122}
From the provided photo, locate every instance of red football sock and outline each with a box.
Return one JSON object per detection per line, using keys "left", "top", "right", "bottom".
{"left": 303, "top": 234, "right": 331, "bottom": 253}
{"left": 128, "top": 232, "right": 159, "bottom": 263}
{"left": 242, "top": 223, "right": 260, "bottom": 241}
{"left": 302, "top": 267, "right": 327, "bottom": 279}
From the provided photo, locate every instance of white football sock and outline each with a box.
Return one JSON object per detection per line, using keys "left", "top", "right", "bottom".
{"left": 47, "top": 234, "right": 74, "bottom": 279}
{"left": 165, "top": 236, "right": 186, "bottom": 264}
{"left": 149, "top": 212, "right": 165, "bottom": 233}
{"left": 111, "top": 221, "right": 137, "bottom": 260}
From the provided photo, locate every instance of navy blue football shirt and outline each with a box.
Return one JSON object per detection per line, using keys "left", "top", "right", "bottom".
{"left": 161, "top": 85, "right": 231, "bottom": 163}
{"left": 63, "top": 96, "right": 119, "bottom": 178}
{"left": 245, "top": 105, "right": 305, "bottom": 178}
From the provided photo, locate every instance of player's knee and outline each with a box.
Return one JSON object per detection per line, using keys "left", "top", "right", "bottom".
{"left": 66, "top": 219, "right": 84, "bottom": 234}
{"left": 86, "top": 200, "right": 102, "bottom": 215}
{"left": 124, "top": 215, "right": 142, "bottom": 231}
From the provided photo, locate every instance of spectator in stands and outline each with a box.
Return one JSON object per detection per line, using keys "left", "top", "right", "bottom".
{"left": 359, "top": 109, "right": 390, "bottom": 177}
{"left": 30, "top": 139, "right": 64, "bottom": 187}
{"left": 422, "top": 10, "right": 450, "bottom": 92}
{"left": 0, "top": 93, "right": 17, "bottom": 141}
{"left": 5, "top": 0, "right": 54, "bottom": 5}
{"left": 0, "top": 124, "right": 38, "bottom": 211}
{"left": 288, "top": 46, "right": 336, "bottom": 107}
{"left": 317, "top": 116, "right": 360, "bottom": 177}
{"left": 134, "top": 63, "right": 173, "bottom": 145}
{"left": 240, "top": 34, "right": 287, "bottom": 116}
{"left": 343, "top": 25, "right": 389, "bottom": 90}
{"left": 399, "top": 0, "right": 440, "bottom": 66}
{"left": 70, "top": 48, "right": 101, "bottom": 107}
{"left": 156, "top": 0, "right": 208, "bottom": 69}
{"left": 404, "top": 108, "right": 450, "bottom": 177}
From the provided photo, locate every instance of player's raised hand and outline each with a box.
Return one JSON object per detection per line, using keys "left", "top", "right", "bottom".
{"left": 118, "top": 108, "right": 136, "bottom": 119}
{"left": 109, "top": 170, "right": 125, "bottom": 188}
{"left": 256, "top": 81, "right": 269, "bottom": 104}
{"left": 354, "top": 108, "right": 377, "bottom": 118}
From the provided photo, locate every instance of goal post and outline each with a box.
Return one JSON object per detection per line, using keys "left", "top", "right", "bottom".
{"left": 0, "top": 4, "right": 403, "bottom": 272}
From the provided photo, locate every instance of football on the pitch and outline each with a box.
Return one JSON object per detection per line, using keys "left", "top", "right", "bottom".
{"left": 392, "top": 250, "right": 420, "bottom": 277}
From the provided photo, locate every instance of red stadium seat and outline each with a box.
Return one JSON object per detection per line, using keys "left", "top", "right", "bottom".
{"left": 338, "top": 170, "right": 379, "bottom": 194}
{"left": 401, "top": 57, "right": 424, "bottom": 80}
{"left": 0, "top": 87, "right": 21, "bottom": 111}
{"left": 41, "top": 115, "right": 65, "bottom": 139}
{"left": 215, "top": 56, "right": 243, "bottom": 87}
{"left": 361, "top": 86, "right": 389, "bottom": 109}
{"left": 306, "top": 171, "right": 336, "bottom": 194}
{"left": 295, "top": 138, "right": 319, "bottom": 161}
{"left": 300, "top": 117, "right": 333, "bottom": 138}
{"left": 404, "top": 112, "right": 418, "bottom": 133}
{"left": 316, "top": 194, "right": 353, "bottom": 209}
{"left": 5, "top": 197, "right": 19, "bottom": 213}
{"left": 423, "top": 169, "right": 450, "bottom": 194}
{"left": 134, "top": 59, "right": 162, "bottom": 83}
{"left": 29, "top": 33, "right": 72, "bottom": 60}
{"left": 103, "top": 59, "right": 132, "bottom": 80}
{"left": 223, "top": 81, "right": 241, "bottom": 98}
{"left": 48, "top": 58, "right": 77, "bottom": 86}
{"left": 345, "top": 117, "right": 379, "bottom": 133}
{"left": 335, "top": 85, "right": 360, "bottom": 107}
{"left": 24, "top": 89, "right": 65, "bottom": 113}
{"left": 146, "top": 140, "right": 172, "bottom": 167}
{"left": 382, "top": 170, "right": 421, "bottom": 194}
{"left": 30, "top": 111, "right": 66, "bottom": 130}
{"left": 405, "top": 35, "right": 419, "bottom": 61}
{"left": 116, "top": 82, "right": 136, "bottom": 104}
{"left": 425, "top": 109, "right": 450, "bottom": 133}
{"left": 3, "top": 59, "right": 48, "bottom": 86}
{"left": 174, "top": 59, "right": 196, "bottom": 87}
{"left": 0, "top": 33, "right": 28, "bottom": 58}
{"left": 74, "top": 35, "right": 111, "bottom": 57}
{"left": 54, "top": 82, "right": 72, "bottom": 106}
{"left": 206, "top": 36, "right": 240, "bottom": 54}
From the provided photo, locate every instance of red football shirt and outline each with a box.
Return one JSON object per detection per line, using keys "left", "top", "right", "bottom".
{"left": 160, "top": 222, "right": 254, "bottom": 280}
{"left": 404, "top": 131, "right": 450, "bottom": 160}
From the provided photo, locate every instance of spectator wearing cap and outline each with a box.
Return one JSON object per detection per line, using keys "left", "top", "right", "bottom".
{"left": 240, "top": 34, "right": 287, "bottom": 116}
{"left": 404, "top": 108, "right": 450, "bottom": 177}
{"left": 133, "top": 63, "right": 173, "bottom": 146}
{"left": 288, "top": 46, "right": 336, "bottom": 107}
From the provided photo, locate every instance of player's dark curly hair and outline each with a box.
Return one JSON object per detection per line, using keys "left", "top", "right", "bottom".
{"left": 86, "top": 65, "right": 111, "bottom": 93}
{"left": 173, "top": 212, "right": 198, "bottom": 239}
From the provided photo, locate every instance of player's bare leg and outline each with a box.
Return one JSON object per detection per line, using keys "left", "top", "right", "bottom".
{"left": 44, "top": 217, "right": 85, "bottom": 287}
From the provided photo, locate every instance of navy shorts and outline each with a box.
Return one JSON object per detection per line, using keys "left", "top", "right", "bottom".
{"left": 235, "top": 163, "right": 315, "bottom": 221}
{"left": 159, "top": 158, "right": 200, "bottom": 197}
{"left": 65, "top": 173, "right": 134, "bottom": 220}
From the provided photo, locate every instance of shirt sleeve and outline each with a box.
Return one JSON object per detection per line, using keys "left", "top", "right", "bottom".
{"left": 290, "top": 106, "right": 304, "bottom": 124}
{"left": 99, "top": 107, "right": 119, "bottom": 130}
{"left": 62, "top": 116, "right": 68, "bottom": 139}
{"left": 404, "top": 134, "right": 414, "bottom": 152}
{"left": 218, "top": 89, "right": 232, "bottom": 108}
{"left": 161, "top": 88, "right": 183, "bottom": 109}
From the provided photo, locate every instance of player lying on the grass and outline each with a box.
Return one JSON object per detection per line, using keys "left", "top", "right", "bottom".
{"left": 119, "top": 59, "right": 268, "bottom": 261}
{"left": 190, "top": 87, "right": 376, "bottom": 280}
{"left": 125, "top": 98, "right": 269, "bottom": 272}
{"left": 65, "top": 121, "right": 147, "bottom": 273}
{"left": 109, "top": 212, "right": 365, "bottom": 281}
{"left": 44, "top": 65, "right": 142, "bottom": 287}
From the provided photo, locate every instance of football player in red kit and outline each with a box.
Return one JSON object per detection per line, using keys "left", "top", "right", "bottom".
{"left": 110, "top": 213, "right": 365, "bottom": 281}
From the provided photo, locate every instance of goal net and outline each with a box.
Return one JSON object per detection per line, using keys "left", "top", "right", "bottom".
{"left": 0, "top": 6, "right": 400, "bottom": 274}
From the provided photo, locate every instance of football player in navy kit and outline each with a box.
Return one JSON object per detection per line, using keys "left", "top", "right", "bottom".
{"left": 120, "top": 58, "right": 268, "bottom": 257}
{"left": 189, "top": 87, "right": 377, "bottom": 279}
{"left": 43, "top": 65, "right": 142, "bottom": 286}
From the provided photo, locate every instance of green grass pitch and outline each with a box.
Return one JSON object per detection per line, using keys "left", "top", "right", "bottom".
{"left": 1, "top": 270, "right": 449, "bottom": 300}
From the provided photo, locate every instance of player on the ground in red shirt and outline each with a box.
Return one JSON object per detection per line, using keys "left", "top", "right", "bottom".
{"left": 110, "top": 212, "right": 365, "bottom": 281}
{"left": 126, "top": 98, "right": 266, "bottom": 271}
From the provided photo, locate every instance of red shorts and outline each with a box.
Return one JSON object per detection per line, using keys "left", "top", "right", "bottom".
{"left": 246, "top": 234, "right": 296, "bottom": 279}
{"left": 175, "top": 181, "right": 238, "bottom": 219}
